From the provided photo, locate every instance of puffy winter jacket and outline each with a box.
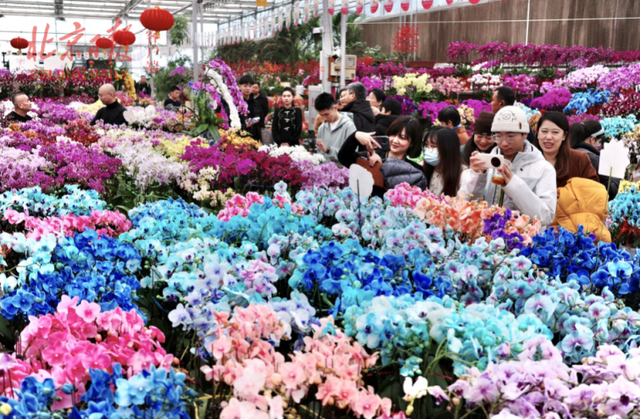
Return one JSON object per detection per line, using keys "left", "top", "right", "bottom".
{"left": 380, "top": 157, "right": 428, "bottom": 190}
{"left": 461, "top": 140, "right": 557, "bottom": 228}
{"left": 339, "top": 133, "right": 427, "bottom": 195}
{"left": 550, "top": 177, "right": 611, "bottom": 242}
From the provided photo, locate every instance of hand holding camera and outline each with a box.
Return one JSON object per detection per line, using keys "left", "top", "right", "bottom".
{"left": 470, "top": 152, "right": 513, "bottom": 185}
{"left": 470, "top": 152, "right": 510, "bottom": 172}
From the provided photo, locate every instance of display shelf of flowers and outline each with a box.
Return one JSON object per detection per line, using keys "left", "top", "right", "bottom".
{"left": 3, "top": 50, "right": 640, "bottom": 419}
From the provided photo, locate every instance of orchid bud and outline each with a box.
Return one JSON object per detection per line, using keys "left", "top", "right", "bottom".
{"left": 270, "top": 373, "right": 283, "bottom": 386}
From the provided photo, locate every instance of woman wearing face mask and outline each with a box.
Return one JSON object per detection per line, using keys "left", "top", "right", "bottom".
{"left": 423, "top": 127, "right": 469, "bottom": 197}
{"left": 462, "top": 111, "right": 496, "bottom": 166}
{"left": 569, "top": 120, "right": 620, "bottom": 200}
{"left": 338, "top": 116, "right": 427, "bottom": 193}
{"left": 533, "top": 112, "right": 598, "bottom": 188}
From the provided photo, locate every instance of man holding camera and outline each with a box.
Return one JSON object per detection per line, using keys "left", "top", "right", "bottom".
{"left": 314, "top": 93, "right": 356, "bottom": 163}
{"left": 462, "top": 106, "right": 557, "bottom": 228}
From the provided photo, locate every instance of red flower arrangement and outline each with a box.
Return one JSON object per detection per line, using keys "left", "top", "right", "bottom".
{"left": 182, "top": 143, "right": 308, "bottom": 189}
{"left": 64, "top": 119, "right": 101, "bottom": 146}
{"left": 602, "top": 91, "right": 640, "bottom": 117}
{"left": 392, "top": 25, "right": 419, "bottom": 61}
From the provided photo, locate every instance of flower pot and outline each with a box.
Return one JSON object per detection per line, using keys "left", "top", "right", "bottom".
{"left": 586, "top": 104, "right": 602, "bottom": 116}
{"left": 621, "top": 246, "right": 637, "bottom": 257}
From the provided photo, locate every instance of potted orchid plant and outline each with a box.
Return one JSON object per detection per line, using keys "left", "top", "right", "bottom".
{"left": 186, "top": 59, "right": 248, "bottom": 142}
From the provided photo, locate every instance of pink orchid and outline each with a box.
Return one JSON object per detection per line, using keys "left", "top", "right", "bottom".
{"left": 4, "top": 297, "right": 175, "bottom": 409}
{"left": 352, "top": 392, "right": 383, "bottom": 419}
{"left": 75, "top": 300, "right": 101, "bottom": 323}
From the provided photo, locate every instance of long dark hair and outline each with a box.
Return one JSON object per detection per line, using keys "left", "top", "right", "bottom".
{"left": 461, "top": 135, "right": 497, "bottom": 166}
{"left": 534, "top": 111, "right": 570, "bottom": 180}
{"left": 569, "top": 120, "right": 603, "bottom": 149}
{"left": 423, "top": 127, "right": 463, "bottom": 197}
{"left": 387, "top": 116, "right": 423, "bottom": 159}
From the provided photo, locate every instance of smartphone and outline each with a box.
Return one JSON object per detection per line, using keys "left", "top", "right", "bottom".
{"left": 372, "top": 136, "right": 390, "bottom": 151}
{"left": 248, "top": 117, "right": 260, "bottom": 124}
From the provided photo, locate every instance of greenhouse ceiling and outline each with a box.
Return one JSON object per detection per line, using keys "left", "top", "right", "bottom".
{"left": 0, "top": 0, "right": 280, "bottom": 25}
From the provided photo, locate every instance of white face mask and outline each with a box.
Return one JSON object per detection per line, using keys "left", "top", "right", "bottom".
{"left": 423, "top": 147, "right": 440, "bottom": 166}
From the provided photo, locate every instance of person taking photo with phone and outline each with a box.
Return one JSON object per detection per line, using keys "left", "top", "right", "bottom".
{"left": 271, "top": 87, "right": 302, "bottom": 147}
{"left": 461, "top": 106, "right": 557, "bottom": 228}
{"left": 423, "top": 127, "right": 469, "bottom": 197}
{"left": 338, "top": 116, "right": 427, "bottom": 194}
{"left": 462, "top": 111, "right": 496, "bottom": 166}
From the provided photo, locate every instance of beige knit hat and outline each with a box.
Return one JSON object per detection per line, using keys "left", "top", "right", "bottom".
{"left": 491, "top": 106, "right": 530, "bottom": 134}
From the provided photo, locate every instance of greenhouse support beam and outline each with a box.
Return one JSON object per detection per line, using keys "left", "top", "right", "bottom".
{"left": 339, "top": 12, "right": 346, "bottom": 88}
{"left": 320, "top": 0, "right": 332, "bottom": 93}
{"left": 193, "top": 0, "right": 200, "bottom": 82}
{"left": 113, "top": 0, "right": 144, "bottom": 22}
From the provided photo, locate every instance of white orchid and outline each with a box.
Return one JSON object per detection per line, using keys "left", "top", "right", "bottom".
{"left": 207, "top": 69, "right": 242, "bottom": 130}
{"left": 258, "top": 144, "right": 325, "bottom": 165}
{"left": 403, "top": 376, "right": 430, "bottom": 401}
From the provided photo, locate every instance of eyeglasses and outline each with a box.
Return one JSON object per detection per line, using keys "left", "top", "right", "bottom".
{"left": 491, "top": 133, "right": 520, "bottom": 144}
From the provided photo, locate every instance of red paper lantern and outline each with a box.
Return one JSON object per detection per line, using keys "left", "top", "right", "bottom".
{"left": 95, "top": 37, "right": 114, "bottom": 51}
{"left": 140, "top": 6, "right": 175, "bottom": 39}
{"left": 113, "top": 30, "right": 136, "bottom": 52}
{"left": 10, "top": 37, "right": 29, "bottom": 54}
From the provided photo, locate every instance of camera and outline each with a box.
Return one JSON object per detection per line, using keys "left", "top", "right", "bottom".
{"left": 475, "top": 153, "right": 509, "bottom": 170}
{"left": 312, "top": 27, "right": 323, "bottom": 37}
{"left": 302, "top": 135, "right": 317, "bottom": 153}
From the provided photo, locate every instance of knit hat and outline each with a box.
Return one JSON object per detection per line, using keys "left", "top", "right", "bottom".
{"left": 473, "top": 111, "right": 495, "bottom": 135}
{"left": 491, "top": 106, "right": 530, "bottom": 134}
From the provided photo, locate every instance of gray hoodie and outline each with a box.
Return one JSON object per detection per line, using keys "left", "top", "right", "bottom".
{"left": 317, "top": 114, "right": 357, "bottom": 163}
{"left": 461, "top": 140, "right": 557, "bottom": 227}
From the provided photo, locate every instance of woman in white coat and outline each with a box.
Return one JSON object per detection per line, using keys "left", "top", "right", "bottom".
{"left": 461, "top": 106, "right": 557, "bottom": 228}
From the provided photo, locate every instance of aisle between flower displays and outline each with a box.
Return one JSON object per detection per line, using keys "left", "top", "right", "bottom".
{"left": 1, "top": 56, "right": 640, "bottom": 419}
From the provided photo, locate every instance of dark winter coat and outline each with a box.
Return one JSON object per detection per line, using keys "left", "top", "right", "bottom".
{"left": 574, "top": 142, "right": 620, "bottom": 200}
{"left": 342, "top": 99, "right": 375, "bottom": 132}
